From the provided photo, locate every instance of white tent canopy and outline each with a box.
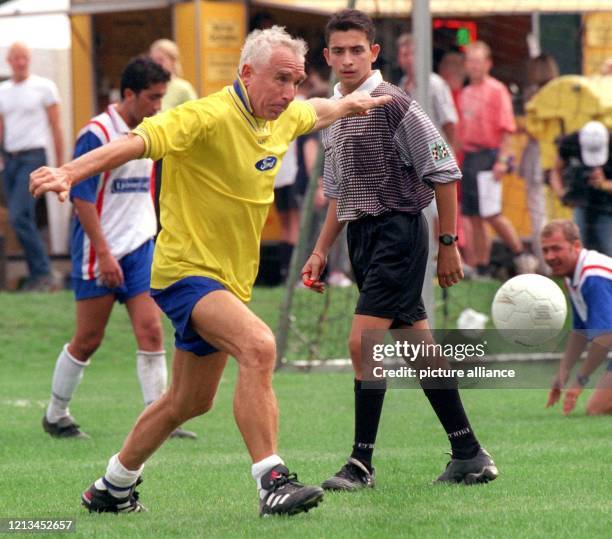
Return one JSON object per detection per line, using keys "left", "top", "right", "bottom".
{"left": 253, "top": 0, "right": 612, "bottom": 16}
{"left": 0, "top": 1, "right": 70, "bottom": 49}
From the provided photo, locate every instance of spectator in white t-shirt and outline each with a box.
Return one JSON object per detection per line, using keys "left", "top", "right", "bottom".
{"left": 396, "top": 33, "right": 458, "bottom": 153}
{"left": 0, "top": 42, "right": 64, "bottom": 290}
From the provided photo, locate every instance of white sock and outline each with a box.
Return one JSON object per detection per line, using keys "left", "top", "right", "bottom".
{"left": 46, "top": 344, "right": 89, "bottom": 423}
{"left": 252, "top": 454, "right": 284, "bottom": 499}
{"left": 99, "top": 453, "right": 144, "bottom": 498}
{"left": 136, "top": 350, "right": 167, "bottom": 405}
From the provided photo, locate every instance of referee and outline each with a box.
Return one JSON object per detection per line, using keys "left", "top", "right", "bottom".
{"left": 302, "top": 9, "right": 498, "bottom": 489}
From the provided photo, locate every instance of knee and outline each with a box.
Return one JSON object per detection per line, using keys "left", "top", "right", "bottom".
{"left": 585, "top": 399, "right": 612, "bottom": 416}
{"left": 71, "top": 332, "right": 104, "bottom": 360}
{"left": 585, "top": 402, "right": 601, "bottom": 416}
{"left": 348, "top": 335, "right": 362, "bottom": 363}
{"left": 134, "top": 319, "right": 163, "bottom": 350}
{"left": 239, "top": 328, "right": 276, "bottom": 372}
{"left": 167, "top": 394, "right": 215, "bottom": 423}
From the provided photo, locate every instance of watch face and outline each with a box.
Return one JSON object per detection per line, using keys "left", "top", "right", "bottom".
{"left": 440, "top": 235, "right": 455, "bottom": 245}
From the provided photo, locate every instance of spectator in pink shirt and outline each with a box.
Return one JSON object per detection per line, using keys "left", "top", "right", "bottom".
{"left": 459, "top": 41, "right": 537, "bottom": 276}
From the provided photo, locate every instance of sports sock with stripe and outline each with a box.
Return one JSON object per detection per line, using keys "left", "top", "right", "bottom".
{"left": 99, "top": 453, "right": 144, "bottom": 499}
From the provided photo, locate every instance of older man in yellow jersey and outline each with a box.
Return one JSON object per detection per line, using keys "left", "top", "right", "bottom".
{"left": 30, "top": 26, "right": 390, "bottom": 517}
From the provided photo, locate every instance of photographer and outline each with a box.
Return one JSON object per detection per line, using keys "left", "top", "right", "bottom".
{"left": 550, "top": 121, "right": 612, "bottom": 256}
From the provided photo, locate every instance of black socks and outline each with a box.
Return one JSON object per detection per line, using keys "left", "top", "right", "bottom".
{"left": 351, "top": 378, "right": 386, "bottom": 470}
{"left": 421, "top": 385, "right": 480, "bottom": 460}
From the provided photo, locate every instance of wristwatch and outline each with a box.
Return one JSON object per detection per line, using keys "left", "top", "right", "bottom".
{"left": 576, "top": 373, "right": 590, "bottom": 387}
{"left": 439, "top": 234, "right": 458, "bottom": 246}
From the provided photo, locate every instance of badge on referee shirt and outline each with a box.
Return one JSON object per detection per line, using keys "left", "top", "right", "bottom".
{"left": 428, "top": 139, "right": 452, "bottom": 167}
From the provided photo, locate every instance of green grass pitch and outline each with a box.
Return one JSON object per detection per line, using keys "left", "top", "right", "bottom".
{"left": 0, "top": 288, "right": 609, "bottom": 538}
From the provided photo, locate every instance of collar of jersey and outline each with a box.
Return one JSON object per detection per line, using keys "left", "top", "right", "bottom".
{"left": 332, "top": 70, "right": 383, "bottom": 100}
{"left": 570, "top": 248, "right": 589, "bottom": 288}
{"left": 106, "top": 104, "right": 129, "bottom": 134}
{"left": 230, "top": 78, "right": 270, "bottom": 135}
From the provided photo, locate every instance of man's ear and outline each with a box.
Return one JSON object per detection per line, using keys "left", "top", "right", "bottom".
{"left": 323, "top": 48, "right": 331, "bottom": 66}
{"left": 241, "top": 64, "right": 253, "bottom": 87}
{"left": 123, "top": 88, "right": 135, "bottom": 103}
{"left": 371, "top": 43, "right": 381, "bottom": 63}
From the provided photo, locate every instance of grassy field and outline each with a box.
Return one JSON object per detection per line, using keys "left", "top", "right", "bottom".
{"left": 0, "top": 288, "right": 609, "bottom": 538}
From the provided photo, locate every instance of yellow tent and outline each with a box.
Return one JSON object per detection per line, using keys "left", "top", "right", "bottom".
{"left": 525, "top": 75, "right": 612, "bottom": 169}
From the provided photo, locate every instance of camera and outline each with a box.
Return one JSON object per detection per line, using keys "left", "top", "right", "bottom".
{"left": 561, "top": 164, "right": 592, "bottom": 206}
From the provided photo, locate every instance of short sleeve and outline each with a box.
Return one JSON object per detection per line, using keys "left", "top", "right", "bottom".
{"left": 581, "top": 276, "right": 612, "bottom": 339}
{"left": 430, "top": 75, "right": 458, "bottom": 127}
{"left": 497, "top": 85, "right": 516, "bottom": 134}
{"left": 134, "top": 98, "right": 214, "bottom": 160}
{"left": 70, "top": 131, "right": 104, "bottom": 203}
{"left": 41, "top": 78, "right": 60, "bottom": 107}
{"left": 287, "top": 100, "right": 317, "bottom": 139}
{"left": 394, "top": 101, "right": 462, "bottom": 185}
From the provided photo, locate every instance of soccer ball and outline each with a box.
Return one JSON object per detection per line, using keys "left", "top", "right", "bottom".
{"left": 491, "top": 274, "right": 567, "bottom": 346}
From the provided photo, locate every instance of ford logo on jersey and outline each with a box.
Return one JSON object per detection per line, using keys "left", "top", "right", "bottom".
{"left": 255, "top": 156, "right": 278, "bottom": 171}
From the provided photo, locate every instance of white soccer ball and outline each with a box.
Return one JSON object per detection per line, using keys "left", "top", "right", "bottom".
{"left": 491, "top": 274, "right": 567, "bottom": 346}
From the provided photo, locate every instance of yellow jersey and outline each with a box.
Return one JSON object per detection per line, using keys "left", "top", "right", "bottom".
{"left": 133, "top": 79, "right": 317, "bottom": 302}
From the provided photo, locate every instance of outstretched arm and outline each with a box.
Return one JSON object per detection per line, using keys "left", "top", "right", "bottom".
{"left": 308, "top": 91, "right": 392, "bottom": 132}
{"left": 30, "top": 134, "right": 145, "bottom": 202}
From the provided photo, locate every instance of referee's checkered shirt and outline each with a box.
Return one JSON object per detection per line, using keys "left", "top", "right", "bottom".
{"left": 322, "top": 71, "right": 462, "bottom": 222}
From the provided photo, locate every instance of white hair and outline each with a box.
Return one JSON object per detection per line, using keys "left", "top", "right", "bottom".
{"left": 239, "top": 25, "right": 307, "bottom": 71}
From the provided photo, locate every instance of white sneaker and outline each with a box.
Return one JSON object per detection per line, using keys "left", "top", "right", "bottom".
{"left": 327, "top": 271, "right": 353, "bottom": 288}
{"left": 513, "top": 253, "right": 539, "bottom": 275}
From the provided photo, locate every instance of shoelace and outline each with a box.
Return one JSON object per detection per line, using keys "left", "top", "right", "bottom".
{"left": 269, "top": 472, "right": 301, "bottom": 492}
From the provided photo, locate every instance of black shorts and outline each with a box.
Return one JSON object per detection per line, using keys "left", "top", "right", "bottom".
{"left": 347, "top": 211, "right": 428, "bottom": 327}
{"left": 274, "top": 184, "right": 301, "bottom": 212}
{"left": 461, "top": 149, "right": 498, "bottom": 216}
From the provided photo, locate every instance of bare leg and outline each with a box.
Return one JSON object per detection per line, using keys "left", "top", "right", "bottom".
{"left": 460, "top": 215, "right": 477, "bottom": 267}
{"left": 586, "top": 372, "right": 612, "bottom": 415}
{"left": 69, "top": 294, "right": 116, "bottom": 360}
{"left": 348, "top": 314, "right": 394, "bottom": 379}
{"left": 119, "top": 349, "right": 228, "bottom": 469}
{"left": 486, "top": 214, "right": 522, "bottom": 254}
{"left": 468, "top": 216, "right": 492, "bottom": 267}
{"left": 190, "top": 290, "right": 279, "bottom": 462}
{"left": 125, "top": 292, "right": 164, "bottom": 352}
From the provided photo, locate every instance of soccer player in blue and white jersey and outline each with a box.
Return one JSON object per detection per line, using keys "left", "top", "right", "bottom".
{"left": 31, "top": 27, "right": 390, "bottom": 517}
{"left": 543, "top": 219, "right": 612, "bottom": 415}
{"left": 42, "top": 58, "right": 194, "bottom": 440}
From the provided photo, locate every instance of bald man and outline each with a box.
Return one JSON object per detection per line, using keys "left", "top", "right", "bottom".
{"left": 0, "top": 42, "right": 64, "bottom": 291}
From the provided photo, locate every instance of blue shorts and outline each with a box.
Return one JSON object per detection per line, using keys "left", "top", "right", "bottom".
{"left": 151, "top": 276, "right": 226, "bottom": 357}
{"left": 608, "top": 359, "right": 612, "bottom": 372}
{"left": 72, "top": 240, "right": 154, "bottom": 303}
